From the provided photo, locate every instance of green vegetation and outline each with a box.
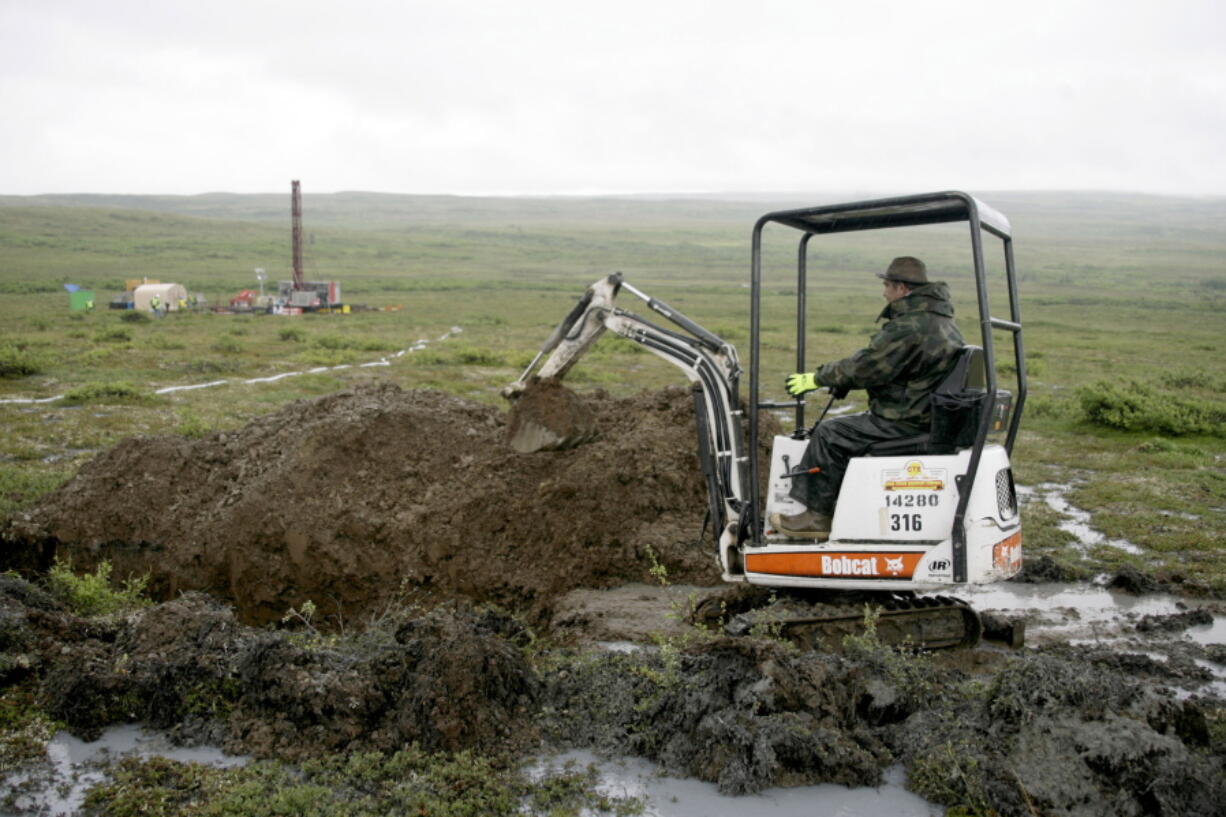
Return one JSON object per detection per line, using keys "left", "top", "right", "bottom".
{"left": 1078, "top": 379, "right": 1225, "bottom": 437}
{"left": 60, "top": 381, "right": 150, "bottom": 405}
{"left": 906, "top": 738, "right": 996, "bottom": 817}
{"left": 0, "top": 464, "right": 71, "bottom": 518}
{"left": 46, "top": 559, "right": 151, "bottom": 617}
{"left": 0, "top": 686, "right": 59, "bottom": 768}
{"left": 0, "top": 341, "right": 44, "bottom": 378}
{"left": 0, "top": 190, "right": 1223, "bottom": 589}
{"left": 83, "top": 748, "right": 644, "bottom": 817}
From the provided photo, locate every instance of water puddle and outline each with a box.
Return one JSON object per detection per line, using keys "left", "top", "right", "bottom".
{"left": 946, "top": 580, "right": 1226, "bottom": 698}
{"left": 3, "top": 730, "right": 938, "bottom": 817}
{"left": 596, "top": 640, "right": 644, "bottom": 653}
{"left": 954, "top": 581, "right": 1225, "bottom": 645}
{"left": 532, "top": 750, "right": 941, "bottom": 817}
{"left": 1018, "top": 483, "right": 1142, "bottom": 555}
{"left": 1, "top": 724, "right": 246, "bottom": 817}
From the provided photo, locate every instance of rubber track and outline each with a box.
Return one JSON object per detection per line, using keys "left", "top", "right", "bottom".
{"left": 772, "top": 594, "right": 982, "bottom": 651}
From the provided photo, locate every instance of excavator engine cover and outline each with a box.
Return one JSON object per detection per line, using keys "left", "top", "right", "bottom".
{"left": 505, "top": 377, "right": 598, "bottom": 453}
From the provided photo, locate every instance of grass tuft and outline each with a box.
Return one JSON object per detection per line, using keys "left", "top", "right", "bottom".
{"left": 46, "top": 559, "right": 151, "bottom": 617}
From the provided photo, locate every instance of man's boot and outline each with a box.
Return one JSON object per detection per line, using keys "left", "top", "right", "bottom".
{"left": 768, "top": 509, "right": 832, "bottom": 540}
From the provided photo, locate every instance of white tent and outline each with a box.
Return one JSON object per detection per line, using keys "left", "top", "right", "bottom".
{"left": 133, "top": 283, "right": 188, "bottom": 312}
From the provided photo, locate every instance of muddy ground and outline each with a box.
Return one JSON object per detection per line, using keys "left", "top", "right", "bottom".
{"left": 2, "top": 383, "right": 1225, "bottom": 816}
{"left": 2, "top": 381, "right": 724, "bottom": 627}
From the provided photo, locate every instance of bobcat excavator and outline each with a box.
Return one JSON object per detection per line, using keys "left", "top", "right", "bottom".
{"left": 504, "top": 192, "right": 1027, "bottom": 650}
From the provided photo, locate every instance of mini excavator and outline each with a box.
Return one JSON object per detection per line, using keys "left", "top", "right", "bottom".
{"left": 504, "top": 192, "right": 1027, "bottom": 650}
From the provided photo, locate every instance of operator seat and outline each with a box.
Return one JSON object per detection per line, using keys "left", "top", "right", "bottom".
{"left": 865, "top": 345, "right": 990, "bottom": 457}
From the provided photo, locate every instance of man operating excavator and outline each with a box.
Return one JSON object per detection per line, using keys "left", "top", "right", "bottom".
{"left": 771, "top": 256, "right": 965, "bottom": 539}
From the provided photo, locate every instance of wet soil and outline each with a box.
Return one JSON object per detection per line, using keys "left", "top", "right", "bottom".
{"left": 505, "top": 376, "right": 599, "bottom": 452}
{"left": 2, "top": 384, "right": 1225, "bottom": 816}
{"left": 2, "top": 381, "right": 721, "bottom": 627}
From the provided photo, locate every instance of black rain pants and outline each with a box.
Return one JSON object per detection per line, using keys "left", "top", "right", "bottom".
{"left": 788, "top": 412, "right": 925, "bottom": 515}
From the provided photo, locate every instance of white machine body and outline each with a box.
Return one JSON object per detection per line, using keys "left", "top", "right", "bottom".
{"left": 719, "top": 434, "right": 1022, "bottom": 590}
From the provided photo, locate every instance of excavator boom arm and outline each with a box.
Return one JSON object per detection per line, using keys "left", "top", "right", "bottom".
{"left": 504, "top": 273, "right": 748, "bottom": 531}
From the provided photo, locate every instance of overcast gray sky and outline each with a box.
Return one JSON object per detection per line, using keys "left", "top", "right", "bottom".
{"left": 2, "top": 0, "right": 1223, "bottom": 196}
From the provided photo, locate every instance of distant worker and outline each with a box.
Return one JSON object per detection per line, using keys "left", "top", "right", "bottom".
{"left": 149, "top": 293, "right": 161, "bottom": 316}
{"left": 178, "top": 297, "right": 186, "bottom": 311}
{"left": 772, "top": 257, "right": 965, "bottom": 539}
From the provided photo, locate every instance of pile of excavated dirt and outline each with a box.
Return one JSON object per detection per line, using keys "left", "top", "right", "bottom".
{"left": 2, "top": 382, "right": 732, "bottom": 626}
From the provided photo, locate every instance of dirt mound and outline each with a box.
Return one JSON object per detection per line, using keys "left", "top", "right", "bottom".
{"left": 3, "top": 382, "right": 724, "bottom": 625}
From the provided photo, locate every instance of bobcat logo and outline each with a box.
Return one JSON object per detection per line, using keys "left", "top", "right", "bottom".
{"left": 884, "top": 556, "right": 905, "bottom": 575}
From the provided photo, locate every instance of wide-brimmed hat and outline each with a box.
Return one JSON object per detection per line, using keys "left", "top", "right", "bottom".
{"left": 876, "top": 256, "right": 928, "bottom": 285}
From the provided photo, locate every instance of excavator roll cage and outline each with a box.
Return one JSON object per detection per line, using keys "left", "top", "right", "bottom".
{"left": 512, "top": 191, "right": 1026, "bottom": 586}
{"left": 748, "top": 191, "right": 1027, "bottom": 581}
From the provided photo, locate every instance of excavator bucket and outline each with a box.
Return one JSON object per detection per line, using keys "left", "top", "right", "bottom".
{"left": 504, "top": 377, "right": 597, "bottom": 453}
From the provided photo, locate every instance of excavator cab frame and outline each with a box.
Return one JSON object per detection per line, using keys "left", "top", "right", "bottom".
{"left": 746, "top": 191, "right": 1027, "bottom": 582}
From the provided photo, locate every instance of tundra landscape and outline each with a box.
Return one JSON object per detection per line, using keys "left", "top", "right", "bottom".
{"left": 1, "top": 191, "right": 1224, "bottom": 816}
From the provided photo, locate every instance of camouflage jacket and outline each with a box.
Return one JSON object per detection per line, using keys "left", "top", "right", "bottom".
{"left": 815, "top": 282, "right": 964, "bottom": 425}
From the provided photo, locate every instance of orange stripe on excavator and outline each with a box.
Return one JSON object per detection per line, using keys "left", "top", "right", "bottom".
{"left": 992, "top": 531, "right": 1023, "bottom": 573}
{"left": 745, "top": 551, "right": 925, "bottom": 579}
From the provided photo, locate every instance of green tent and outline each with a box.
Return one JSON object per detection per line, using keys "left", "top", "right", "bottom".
{"left": 69, "top": 290, "right": 95, "bottom": 311}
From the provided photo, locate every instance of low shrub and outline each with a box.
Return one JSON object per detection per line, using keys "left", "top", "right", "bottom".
{"left": 149, "top": 336, "right": 187, "bottom": 350}
{"left": 1134, "top": 437, "right": 1208, "bottom": 463}
{"left": 279, "top": 327, "right": 306, "bottom": 342}
{"left": 211, "top": 336, "right": 244, "bottom": 354}
{"left": 1078, "top": 379, "right": 1226, "bottom": 437}
{"left": 1025, "top": 393, "right": 1075, "bottom": 419}
{"left": 1159, "top": 369, "right": 1225, "bottom": 391}
{"left": 452, "top": 345, "right": 507, "bottom": 366}
{"left": 84, "top": 748, "right": 643, "bottom": 817}
{"left": 406, "top": 349, "right": 451, "bottom": 366}
{"left": 60, "top": 381, "right": 146, "bottom": 405}
{"left": 0, "top": 344, "right": 43, "bottom": 378}
{"left": 176, "top": 409, "right": 211, "bottom": 439}
{"left": 93, "top": 328, "right": 132, "bottom": 343}
{"left": 311, "top": 333, "right": 396, "bottom": 352}
{"left": 312, "top": 333, "right": 354, "bottom": 350}
{"left": 295, "top": 348, "right": 357, "bottom": 367}
{"left": 46, "top": 559, "right": 151, "bottom": 617}
{"left": 119, "top": 311, "right": 150, "bottom": 324}
{"left": 180, "top": 358, "right": 241, "bottom": 374}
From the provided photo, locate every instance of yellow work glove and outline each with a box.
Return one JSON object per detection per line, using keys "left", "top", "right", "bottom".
{"left": 785, "top": 372, "right": 819, "bottom": 397}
